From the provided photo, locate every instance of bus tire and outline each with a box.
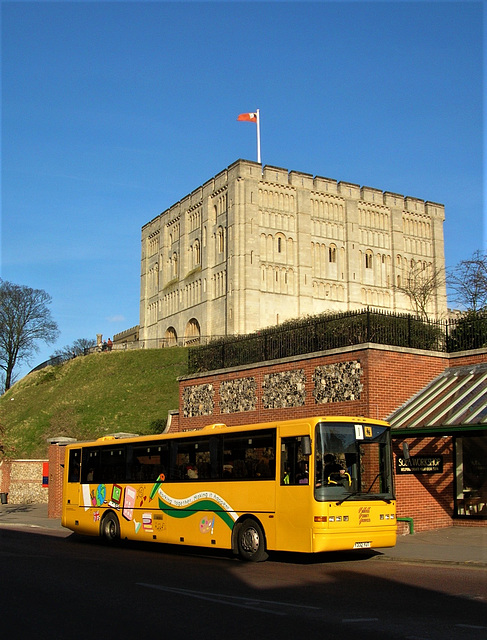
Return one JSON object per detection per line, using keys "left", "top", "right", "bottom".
{"left": 237, "top": 518, "right": 268, "bottom": 562}
{"left": 100, "top": 512, "right": 120, "bottom": 543}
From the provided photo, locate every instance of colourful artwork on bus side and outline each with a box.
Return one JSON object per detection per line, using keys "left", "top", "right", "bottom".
{"left": 149, "top": 474, "right": 238, "bottom": 531}
{"left": 122, "top": 485, "right": 136, "bottom": 520}
{"left": 82, "top": 475, "right": 240, "bottom": 537}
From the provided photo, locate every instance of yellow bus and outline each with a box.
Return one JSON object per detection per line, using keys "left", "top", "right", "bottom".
{"left": 62, "top": 416, "right": 396, "bottom": 561}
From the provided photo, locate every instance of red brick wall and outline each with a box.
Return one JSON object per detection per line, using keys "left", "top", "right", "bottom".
{"left": 167, "top": 413, "right": 180, "bottom": 433}
{"left": 48, "top": 445, "right": 66, "bottom": 519}
{"left": 364, "top": 349, "right": 446, "bottom": 419}
{"left": 0, "top": 461, "right": 12, "bottom": 494}
{"left": 447, "top": 351, "right": 487, "bottom": 368}
{"left": 178, "top": 346, "right": 449, "bottom": 430}
{"left": 393, "top": 437, "right": 454, "bottom": 533}
{"left": 178, "top": 352, "right": 364, "bottom": 431}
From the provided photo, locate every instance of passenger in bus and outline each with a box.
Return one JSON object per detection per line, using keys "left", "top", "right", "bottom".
{"left": 197, "top": 462, "right": 211, "bottom": 479}
{"left": 296, "top": 461, "right": 309, "bottom": 484}
{"left": 70, "top": 460, "right": 80, "bottom": 483}
{"left": 186, "top": 465, "right": 198, "bottom": 479}
{"left": 223, "top": 464, "right": 233, "bottom": 478}
{"left": 323, "top": 454, "right": 346, "bottom": 483}
{"left": 233, "top": 459, "right": 248, "bottom": 478}
{"left": 282, "top": 466, "right": 290, "bottom": 485}
{"left": 256, "top": 457, "right": 271, "bottom": 478}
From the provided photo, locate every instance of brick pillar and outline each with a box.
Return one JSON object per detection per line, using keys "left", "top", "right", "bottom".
{"left": 48, "top": 445, "right": 65, "bottom": 519}
{"left": 0, "top": 460, "right": 12, "bottom": 495}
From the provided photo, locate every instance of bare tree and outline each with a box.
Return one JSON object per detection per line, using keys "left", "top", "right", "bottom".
{"left": 0, "top": 280, "right": 59, "bottom": 391}
{"left": 395, "top": 261, "right": 444, "bottom": 320}
{"left": 447, "top": 250, "right": 487, "bottom": 312}
{"left": 52, "top": 337, "right": 96, "bottom": 360}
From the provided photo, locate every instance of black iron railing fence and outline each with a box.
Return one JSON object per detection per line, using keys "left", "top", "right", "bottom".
{"left": 187, "top": 309, "right": 487, "bottom": 373}
{"left": 29, "top": 309, "right": 487, "bottom": 376}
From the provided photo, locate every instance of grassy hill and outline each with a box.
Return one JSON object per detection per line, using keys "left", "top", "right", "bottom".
{"left": 0, "top": 348, "right": 188, "bottom": 459}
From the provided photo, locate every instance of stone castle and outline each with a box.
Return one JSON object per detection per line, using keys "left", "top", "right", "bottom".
{"left": 140, "top": 159, "right": 447, "bottom": 345}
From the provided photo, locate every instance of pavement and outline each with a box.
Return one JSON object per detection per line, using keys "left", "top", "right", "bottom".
{"left": 0, "top": 503, "right": 485, "bottom": 566}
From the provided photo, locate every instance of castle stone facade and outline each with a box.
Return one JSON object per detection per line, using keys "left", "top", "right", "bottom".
{"left": 140, "top": 159, "right": 447, "bottom": 344}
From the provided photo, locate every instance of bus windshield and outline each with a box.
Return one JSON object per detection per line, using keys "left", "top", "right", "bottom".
{"left": 314, "top": 422, "right": 393, "bottom": 502}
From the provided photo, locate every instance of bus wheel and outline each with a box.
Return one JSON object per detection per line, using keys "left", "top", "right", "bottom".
{"left": 100, "top": 512, "right": 120, "bottom": 543}
{"left": 237, "top": 518, "right": 268, "bottom": 562}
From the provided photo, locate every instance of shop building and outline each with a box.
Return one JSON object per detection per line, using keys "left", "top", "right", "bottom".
{"left": 389, "top": 362, "right": 487, "bottom": 526}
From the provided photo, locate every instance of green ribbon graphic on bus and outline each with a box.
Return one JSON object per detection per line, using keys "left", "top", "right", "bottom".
{"left": 155, "top": 486, "right": 238, "bottom": 530}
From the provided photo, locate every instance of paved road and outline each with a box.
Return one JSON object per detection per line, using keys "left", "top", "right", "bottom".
{"left": 0, "top": 527, "right": 485, "bottom": 640}
{"left": 1, "top": 503, "right": 486, "bottom": 566}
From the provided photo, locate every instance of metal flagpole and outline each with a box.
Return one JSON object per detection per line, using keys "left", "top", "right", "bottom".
{"left": 256, "top": 109, "right": 261, "bottom": 164}
{"left": 237, "top": 109, "right": 261, "bottom": 164}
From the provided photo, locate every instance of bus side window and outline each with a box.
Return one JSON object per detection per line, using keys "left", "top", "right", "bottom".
{"left": 168, "top": 436, "right": 216, "bottom": 481}
{"left": 68, "top": 449, "right": 81, "bottom": 483}
{"left": 81, "top": 448, "right": 100, "bottom": 484}
{"left": 223, "top": 430, "right": 275, "bottom": 480}
{"left": 131, "top": 443, "right": 168, "bottom": 481}
{"left": 281, "top": 437, "right": 309, "bottom": 485}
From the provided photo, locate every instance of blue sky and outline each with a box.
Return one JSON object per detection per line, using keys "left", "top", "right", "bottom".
{"left": 1, "top": 0, "right": 484, "bottom": 382}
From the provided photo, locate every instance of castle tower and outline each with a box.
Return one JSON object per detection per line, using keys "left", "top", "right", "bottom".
{"left": 140, "top": 159, "right": 447, "bottom": 345}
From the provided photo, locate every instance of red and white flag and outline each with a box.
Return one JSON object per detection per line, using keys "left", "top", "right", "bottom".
{"left": 237, "top": 109, "right": 261, "bottom": 164}
{"left": 237, "top": 112, "right": 258, "bottom": 123}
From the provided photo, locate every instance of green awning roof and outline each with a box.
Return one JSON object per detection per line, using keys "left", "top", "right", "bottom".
{"left": 388, "top": 362, "right": 487, "bottom": 432}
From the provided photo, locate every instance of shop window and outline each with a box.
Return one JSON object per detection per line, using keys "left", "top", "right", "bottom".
{"left": 455, "top": 436, "right": 487, "bottom": 518}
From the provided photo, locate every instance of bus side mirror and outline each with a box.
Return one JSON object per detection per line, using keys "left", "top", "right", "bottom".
{"left": 302, "top": 436, "right": 312, "bottom": 457}
{"left": 402, "top": 442, "right": 411, "bottom": 462}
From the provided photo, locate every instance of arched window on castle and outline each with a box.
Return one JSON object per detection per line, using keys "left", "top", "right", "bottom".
{"left": 275, "top": 233, "right": 287, "bottom": 262}
{"left": 184, "top": 318, "right": 201, "bottom": 345}
{"left": 365, "top": 251, "right": 373, "bottom": 269}
{"left": 165, "top": 327, "right": 178, "bottom": 347}
{"left": 193, "top": 239, "right": 200, "bottom": 267}
{"left": 217, "top": 226, "right": 225, "bottom": 254}
{"left": 329, "top": 244, "right": 337, "bottom": 263}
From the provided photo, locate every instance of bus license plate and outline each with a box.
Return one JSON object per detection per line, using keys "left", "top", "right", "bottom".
{"left": 353, "top": 541, "right": 371, "bottom": 549}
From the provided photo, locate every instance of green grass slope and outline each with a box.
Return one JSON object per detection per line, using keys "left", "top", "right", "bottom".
{"left": 0, "top": 348, "right": 188, "bottom": 459}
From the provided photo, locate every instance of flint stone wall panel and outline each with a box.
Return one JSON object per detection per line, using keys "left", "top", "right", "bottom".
{"left": 183, "top": 383, "right": 215, "bottom": 417}
{"left": 262, "top": 369, "right": 306, "bottom": 409}
{"left": 220, "top": 377, "right": 257, "bottom": 413}
{"left": 313, "top": 360, "right": 363, "bottom": 403}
